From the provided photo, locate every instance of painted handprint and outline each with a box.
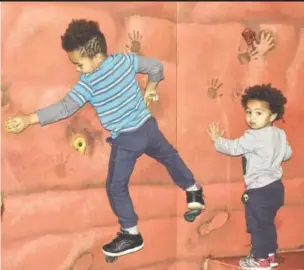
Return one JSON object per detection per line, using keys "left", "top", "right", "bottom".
{"left": 125, "top": 30, "right": 143, "bottom": 55}
{"left": 207, "top": 79, "right": 223, "bottom": 99}
{"left": 232, "top": 83, "right": 245, "bottom": 100}
{"left": 238, "top": 51, "right": 251, "bottom": 65}
{"left": 53, "top": 153, "right": 70, "bottom": 178}
{"left": 248, "top": 30, "right": 275, "bottom": 60}
{"left": 238, "top": 29, "right": 275, "bottom": 64}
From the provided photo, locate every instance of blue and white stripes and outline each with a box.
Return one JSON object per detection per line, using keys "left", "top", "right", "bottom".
{"left": 67, "top": 53, "right": 152, "bottom": 138}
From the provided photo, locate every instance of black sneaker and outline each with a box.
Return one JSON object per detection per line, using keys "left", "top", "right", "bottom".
{"left": 102, "top": 229, "right": 144, "bottom": 257}
{"left": 186, "top": 188, "right": 205, "bottom": 210}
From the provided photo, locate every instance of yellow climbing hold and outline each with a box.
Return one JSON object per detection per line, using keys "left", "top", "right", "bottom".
{"left": 71, "top": 135, "right": 87, "bottom": 155}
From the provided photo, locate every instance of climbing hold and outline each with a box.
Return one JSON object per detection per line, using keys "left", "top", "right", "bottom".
{"left": 242, "top": 28, "right": 256, "bottom": 46}
{"left": 71, "top": 135, "right": 87, "bottom": 155}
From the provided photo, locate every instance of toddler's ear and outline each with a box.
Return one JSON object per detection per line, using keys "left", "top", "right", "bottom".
{"left": 270, "top": 113, "right": 278, "bottom": 122}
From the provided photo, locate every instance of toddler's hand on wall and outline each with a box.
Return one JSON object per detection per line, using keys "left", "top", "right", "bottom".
{"left": 4, "top": 115, "right": 31, "bottom": 134}
{"left": 207, "top": 122, "right": 224, "bottom": 141}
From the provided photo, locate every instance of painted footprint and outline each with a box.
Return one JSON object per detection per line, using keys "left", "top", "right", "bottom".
{"left": 199, "top": 210, "right": 229, "bottom": 236}
{"left": 68, "top": 250, "right": 94, "bottom": 270}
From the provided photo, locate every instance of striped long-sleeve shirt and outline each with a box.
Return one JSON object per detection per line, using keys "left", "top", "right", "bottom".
{"left": 36, "top": 53, "right": 164, "bottom": 138}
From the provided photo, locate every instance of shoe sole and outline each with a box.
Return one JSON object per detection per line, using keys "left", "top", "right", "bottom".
{"left": 239, "top": 260, "right": 272, "bottom": 270}
{"left": 270, "top": 262, "right": 279, "bottom": 267}
{"left": 240, "top": 267, "right": 271, "bottom": 270}
{"left": 102, "top": 243, "right": 144, "bottom": 257}
{"left": 188, "top": 202, "right": 205, "bottom": 209}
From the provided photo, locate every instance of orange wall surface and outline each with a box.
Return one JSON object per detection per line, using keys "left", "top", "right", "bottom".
{"left": 1, "top": 2, "right": 304, "bottom": 270}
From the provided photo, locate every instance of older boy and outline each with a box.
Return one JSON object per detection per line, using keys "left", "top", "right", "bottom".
{"left": 5, "top": 19, "right": 205, "bottom": 258}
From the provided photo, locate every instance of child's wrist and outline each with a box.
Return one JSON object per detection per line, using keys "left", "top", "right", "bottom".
{"left": 27, "top": 113, "right": 39, "bottom": 125}
{"left": 214, "top": 136, "right": 221, "bottom": 141}
{"left": 145, "top": 81, "right": 158, "bottom": 92}
{"left": 145, "top": 88, "right": 156, "bottom": 93}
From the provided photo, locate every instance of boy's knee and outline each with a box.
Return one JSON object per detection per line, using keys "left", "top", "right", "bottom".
{"left": 158, "top": 145, "right": 178, "bottom": 159}
{"left": 107, "top": 181, "right": 128, "bottom": 196}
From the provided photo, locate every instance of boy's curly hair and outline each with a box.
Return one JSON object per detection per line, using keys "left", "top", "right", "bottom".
{"left": 241, "top": 84, "right": 287, "bottom": 121}
{"left": 61, "top": 19, "right": 107, "bottom": 57}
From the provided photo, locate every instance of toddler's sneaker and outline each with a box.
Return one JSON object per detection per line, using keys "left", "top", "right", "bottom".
{"left": 239, "top": 256, "right": 272, "bottom": 270}
{"left": 268, "top": 253, "right": 279, "bottom": 267}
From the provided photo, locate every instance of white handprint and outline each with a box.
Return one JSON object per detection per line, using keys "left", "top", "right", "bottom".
{"left": 248, "top": 30, "right": 275, "bottom": 60}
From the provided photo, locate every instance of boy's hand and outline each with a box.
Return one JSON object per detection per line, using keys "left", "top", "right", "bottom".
{"left": 4, "top": 115, "right": 35, "bottom": 134}
{"left": 144, "top": 89, "right": 159, "bottom": 106}
{"left": 207, "top": 122, "right": 224, "bottom": 141}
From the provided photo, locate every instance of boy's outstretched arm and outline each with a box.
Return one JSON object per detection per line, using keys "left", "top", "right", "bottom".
{"left": 207, "top": 122, "right": 255, "bottom": 156}
{"left": 5, "top": 95, "right": 81, "bottom": 134}
{"left": 36, "top": 95, "right": 80, "bottom": 126}
{"left": 214, "top": 135, "right": 254, "bottom": 156}
{"left": 5, "top": 77, "right": 92, "bottom": 134}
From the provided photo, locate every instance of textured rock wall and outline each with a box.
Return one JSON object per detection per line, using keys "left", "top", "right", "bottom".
{"left": 1, "top": 2, "right": 304, "bottom": 270}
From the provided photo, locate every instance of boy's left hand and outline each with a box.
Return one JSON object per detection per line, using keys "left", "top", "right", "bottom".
{"left": 144, "top": 90, "right": 159, "bottom": 106}
{"left": 207, "top": 122, "right": 224, "bottom": 141}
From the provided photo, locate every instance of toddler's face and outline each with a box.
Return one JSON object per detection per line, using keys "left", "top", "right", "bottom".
{"left": 245, "top": 99, "right": 277, "bottom": 129}
{"left": 67, "top": 50, "right": 103, "bottom": 74}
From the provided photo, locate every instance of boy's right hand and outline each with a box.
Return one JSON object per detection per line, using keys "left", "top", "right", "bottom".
{"left": 207, "top": 122, "right": 225, "bottom": 141}
{"left": 4, "top": 115, "right": 32, "bottom": 134}
{"left": 144, "top": 89, "right": 159, "bottom": 107}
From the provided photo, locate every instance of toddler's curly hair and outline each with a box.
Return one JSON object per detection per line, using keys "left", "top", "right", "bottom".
{"left": 241, "top": 84, "right": 287, "bottom": 121}
{"left": 61, "top": 19, "right": 107, "bottom": 57}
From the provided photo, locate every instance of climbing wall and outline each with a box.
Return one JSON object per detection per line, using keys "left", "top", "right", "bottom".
{"left": 1, "top": 2, "right": 304, "bottom": 270}
{"left": 175, "top": 3, "right": 304, "bottom": 269}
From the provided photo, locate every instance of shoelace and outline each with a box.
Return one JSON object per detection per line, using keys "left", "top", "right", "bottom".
{"left": 111, "top": 231, "right": 128, "bottom": 245}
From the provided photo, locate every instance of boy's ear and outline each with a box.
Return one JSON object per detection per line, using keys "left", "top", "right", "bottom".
{"left": 94, "top": 53, "right": 104, "bottom": 62}
{"left": 270, "top": 113, "right": 278, "bottom": 122}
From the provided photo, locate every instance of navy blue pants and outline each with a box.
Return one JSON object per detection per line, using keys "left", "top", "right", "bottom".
{"left": 242, "top": 180, "right": 284, "bottom": 259}
{"left": 106, "top": 117, "right": 196, "bottom": 228}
